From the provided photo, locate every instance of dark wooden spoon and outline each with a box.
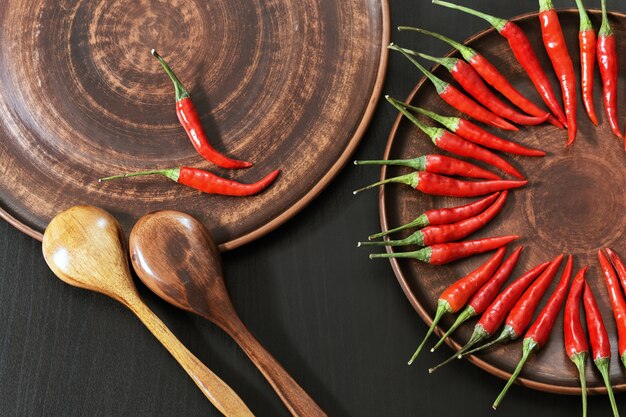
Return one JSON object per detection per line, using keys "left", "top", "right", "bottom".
{"left": 129, "top": 210, "right": 327, "bottom": 417}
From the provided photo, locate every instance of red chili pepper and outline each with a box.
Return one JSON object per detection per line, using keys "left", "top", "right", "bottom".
{"left": 99, "top": 166, "right": 280, "bottom": 196}
{"left": 430, "top": 1, "right": 567, "bottom": 128}
{"left": 597, "top": 0, "right": 623, "bottom": 143}
{"left": 369, "top": 235, "right": 518, "bottom": 265}
{"left": 404, "top": 104, "right": 546, "bottom": 157}
{"left": 360, "top": 191, "right": 507, "bottom": 247}
{"left": 406, "top": 247, "right": 507, "bottom": 364}
{"left": 390, "top": 45, "right": 518, "bottom": 131}
{"left": 353, "top": 171, "right": 526, "bottom": 197}
{"left": 429, "top": 261, "right": 550, "bottom": 373}
{"left": 583, "top": 282, "right": 620, "bottom": 417}
{"left": 407, "top": 50, "right": 548, "bottom": 126}
{"left": 564, "top": 267, "right": 589, "bottom": 417}
{"left": 539, "top": 1, "right": 578, "bottom": 145}
{"left": 575, "top": 0, "right": 599, "bottom": 126}
{"left": 606, "top": 248, "right": 626, "bottom": 295}
{"left": 431, "top": 245, "right": 523, "bottom": 352}
{"left": 493, "top": 255, "right": 573, "bottom": 409}
{"left": 369, "top": 193, "right": 500, "bottom": 240}
{"left": 354, "top": 154, "right": 500, "bottom": 180}
{"left": 387, "top": 97, "right": 524, "bottom": 178}
{"left": 152, "top": 50, "right": 252, "bottom": 169}
{"left": 598, "top": 249, "right": 626, "bottom": 367}
{"left": 462, "top": 254, "right": 565, "bottom": 356}
{"left": 400, "top": 27, "right": 556, "bottom": 130}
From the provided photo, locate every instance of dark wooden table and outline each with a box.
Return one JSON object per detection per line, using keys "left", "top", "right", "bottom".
{"left": 2, "top": 1, "right": 625, "bottom": 416}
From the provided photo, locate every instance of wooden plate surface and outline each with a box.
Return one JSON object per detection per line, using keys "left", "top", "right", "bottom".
{"left": 380, "top": 10, "right": 626, "bottom": 394}
{"left": 0, "top": 0, "right": 389, "bottom": 250}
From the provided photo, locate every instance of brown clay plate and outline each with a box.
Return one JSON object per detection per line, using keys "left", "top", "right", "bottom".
{"left": 0, "top": 0, "right": 389, "bottom": 251}
{"left": 380, "top": 10, "right": 626, "bottom": 394}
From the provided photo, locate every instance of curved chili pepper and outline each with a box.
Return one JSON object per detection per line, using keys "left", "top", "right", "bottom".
{"left": 538, "top": 1, "right": 577, "bottom": 144}
{"left": 406, "top": 247, "right": 507, "bottom": 364}
{"left": 583, "top": 282, "right": 620, "bottom": 417}
{"left": 99, "top": 167, "right": 280, "bottom": 196}
{"left": 389, "top": 44, "right": 517, "bottom": 131}
{"left": 493, "top": 257, "right": 573, "bottom": 409}
{"left": 564, "top": 268, "right": 589, "bottom": 417}
{"left": 369, "top": 193, "right": 500, "bottom": 240}
{"left": 430, "top": 0, "right": 566, "bottom": 128}
{"left": 387, "top": 97, "right": 524, "bottom": 178}
{"left": 360, "top": 191, "right": 507, "bottom": 248}
{"left": 598, "top": 249, "right": 626, "bottom": 367}
{"left": 405, "top": 104, "right": 546, "bottom": 157}
{"left": 408, "top": 50, "right": 548, "bottom": 126}
{"left": 606, "top": 248, "right": 626, "bottom": 296}
{"left": 429, "top": 261, "right": 550, "bottom": 373}
{"left": 354, "top": 154, "right": 500, "bottom": 180}
{"left": 353, "top": 171, "right": 526, "bottom": 197}
{"left": 432, "top": 246, "right": 523, "bottom": 352}
{"left": 462, "top": 254, "right": 565, "bottom": 357}
{"left": 575, "top": 0, "right": 599, "bottom": 126}
{"left": 399, "top": 27, "right": 556, "bottom": 129}
{"left": 152, "top": 50, "right": 252, "bottom": 169}
{"left": 369, "top": 235, "right": 519, "bottom": 265}
{"left": 597, "top": 0, "right": 622, "bottom": 142}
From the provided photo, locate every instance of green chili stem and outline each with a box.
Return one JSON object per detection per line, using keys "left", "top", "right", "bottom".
{"left": 431, "top": 1, "right": 507, "bottom": 32}
{"left": 388, "top": 45, "right": 449, "bottom": 94}
{"left": 151, "top": 50, "right": 190, "bottom": 101}
{"left": 570, "top": 352, "right": 587, "bottom": 417}
{"left": 397, "top": 27, "right": 476, "bottom": 62}
{"left": 99, "top": 168, "right": 180, "bottom": 183}
{"left": 352, "top": 172, "right": 419, "bottom": 194}
{"left": 431, "top": 306, "right": 476, "bottom": 352}
{"left": 354, "top": 156, "right": 427, "bottom": 171}
{"left": 492, "top": 338, "right": 537, "bottom": 409}
{"left": 595, "top": 358, "right": 620, "bottom": 417}
{"left": 369, "top": 247, "right": 432, "bottom": 263}
{"left": 368, "top": 214, "right": 429, "bottom": 240}
{"left": 408, "top": 300, "right": 451, "bottom": 365}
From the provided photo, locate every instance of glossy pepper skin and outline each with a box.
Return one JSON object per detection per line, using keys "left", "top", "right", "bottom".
{"left": 387, "top": 97, "right": 525, "bottom": 179}
{"left": 598, "top": 249, "right": 626, "bottom": 367}
{"left": 606, "top": 248, "right": 626, "bottom": 296}
{"left": 463, "top": 254, "right": 565, "bottom": 356}
{"left": 429, "top": 261, "right": 550, "bottom": 373}
{"left": 493, "top": 256, "right": 573, "bottom": 409}
{"left": 399, "top": 27, "right": 556, "bottom": 128}
{"left": 369, "top": 235, "right": 519, "bottom": 265}
{"left": 583, "top": 282, "right": 620, "bottom": 417}
{"left": 575, "top": 0, "right": 599, "bottom": 126}
{"left": 353, "top": 171, "right": 527, "bottom": 197}
{"left": 360, "top": 191, "right": 507, "bottom": 247}
{"left": 405, "top": 247, "right": 507, "bottom": 364}
{"left": 100, "top": 167, "right": 280, "bottom": 196}
{"left": 152, "top": 50, "right": 253, "bottom": 169}
{"left": 431, "top": 245, "right": 524, "bottom": 352}
{"left": 390, "top": 45, "right": 518, "bottom": 131}
{"left": 411, "top": 51, "right": 548, "bottom": 126}
{"left": 539, "top": 1, "right": 577, "bottom": 144}
{"left": 354, "top": 154, "right": 500, "bottom": 180}
{"left": 564, "top": 268, "right": 589, "bottom": 417}
{"left": 430, "top": 0, "right": 566, "bottom": 128}
{"left": 597, "top": 0, "right": 623, "bottom": 142}
{"left": 404, "top": 104, "right": 546, "bottom": 157}
{"left": 368, "top": 193, "right": 500, "bottom": 240}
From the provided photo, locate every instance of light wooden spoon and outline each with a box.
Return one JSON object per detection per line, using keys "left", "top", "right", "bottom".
{"left": 42, "top": 205, "right": 254, "bottom": 417}
{"left": 129, "top": 210, "right": 327, "bottom": 417}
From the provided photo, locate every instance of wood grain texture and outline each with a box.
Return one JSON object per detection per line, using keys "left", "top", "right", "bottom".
{"left": 129, "top": 210, "right": 326, "bottom": 417}
{"left": 0, "top": 0, "right": 389, "bottom": 251}
{"left": 42, "top": 206, "right": 254, "bottom": 416}
{"left": 381, "top": 9, "right": 626, "bottom": 395}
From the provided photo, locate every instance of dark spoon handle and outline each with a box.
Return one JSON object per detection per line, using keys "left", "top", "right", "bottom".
{"left": 218, "top": 312, "right": 327, "bottom": 417}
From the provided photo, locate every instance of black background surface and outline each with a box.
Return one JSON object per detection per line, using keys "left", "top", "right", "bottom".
{"left": 1, "top": 0, "right": 626, "bottom": 416}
